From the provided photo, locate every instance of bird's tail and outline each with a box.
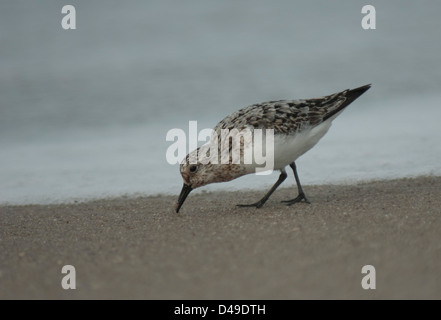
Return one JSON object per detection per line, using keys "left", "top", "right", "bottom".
{"left": 323, "top": 84, "right": 371, "bottom": 121}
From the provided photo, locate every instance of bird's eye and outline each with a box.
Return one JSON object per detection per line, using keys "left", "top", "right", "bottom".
{"left": 189, "top": 165, "right": 197, "bottom": 173}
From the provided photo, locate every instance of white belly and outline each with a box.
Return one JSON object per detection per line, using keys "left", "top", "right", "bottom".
{"left": 272, "top": 119, "right": 333, "bottom": 170}
{"left": 235, "top": 118, "right": 334, "bottom": 174}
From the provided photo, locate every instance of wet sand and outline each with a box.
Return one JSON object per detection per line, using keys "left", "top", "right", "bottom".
{"left": 1, "top": 176, "right": 440, "bottom": 299}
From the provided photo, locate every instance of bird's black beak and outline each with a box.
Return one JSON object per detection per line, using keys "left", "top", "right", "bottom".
{"left": 175, "top": 183, "right": 193, "bottom": 213}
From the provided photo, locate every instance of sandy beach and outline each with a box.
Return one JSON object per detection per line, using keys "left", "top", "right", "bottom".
{"left": 1, "top": 176, "right": 440, "bottom": 299}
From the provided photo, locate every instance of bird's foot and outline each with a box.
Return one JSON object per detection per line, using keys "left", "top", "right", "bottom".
{"left": 237, "top": 201, "right": 265, "bottom": 209}
{"left": 281, "top": 192, "right": 310, "bottom": 206}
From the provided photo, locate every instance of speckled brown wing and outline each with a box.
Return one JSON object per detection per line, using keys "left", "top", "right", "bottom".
{"left": 213, "top": 84, "right": 371, "bottom": 136}
{"left": 198, "top": 84, "right": 371, "bottom": 163}
{"left": 213, "top": 89, "right": 349, "bottom": 135}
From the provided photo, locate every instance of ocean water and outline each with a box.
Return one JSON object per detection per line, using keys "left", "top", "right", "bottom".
{"left": 1, "top": 1, "right": 441, "bottom": 205}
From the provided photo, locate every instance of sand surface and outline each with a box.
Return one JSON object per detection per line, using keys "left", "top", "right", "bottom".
{"left": 1, "top": 176, "right": 441, "bottom": 299}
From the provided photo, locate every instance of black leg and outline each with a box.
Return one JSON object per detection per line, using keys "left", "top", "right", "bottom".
{"left": 237, "top": 169, "right": 287, "bottom": 208}
{"left": 281, "top": 162, "right": 310, "bottom": 205}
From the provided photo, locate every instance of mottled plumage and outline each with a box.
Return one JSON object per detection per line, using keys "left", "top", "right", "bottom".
{"left": 214, "top": 90, "right": 347, "bottom": 134}
{"left": 176, "top": 84, "right": 371, "bottom": 213}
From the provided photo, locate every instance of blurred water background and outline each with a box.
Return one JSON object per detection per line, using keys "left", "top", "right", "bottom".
{"left": 1, "top": 1, "right": 440, "bottom": 204}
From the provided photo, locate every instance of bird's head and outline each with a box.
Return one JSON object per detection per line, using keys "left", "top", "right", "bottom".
{"left": 174, "top": 147, "right": 247, "bottom": 213}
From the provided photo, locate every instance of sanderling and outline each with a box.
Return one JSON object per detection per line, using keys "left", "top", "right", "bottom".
{"left": 175, "top": 84, "right": 371, "bottom": 213}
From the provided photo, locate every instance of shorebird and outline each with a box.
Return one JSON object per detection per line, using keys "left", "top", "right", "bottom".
{"left": 175, "top": 84, "right": 371, "bottom": 213}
